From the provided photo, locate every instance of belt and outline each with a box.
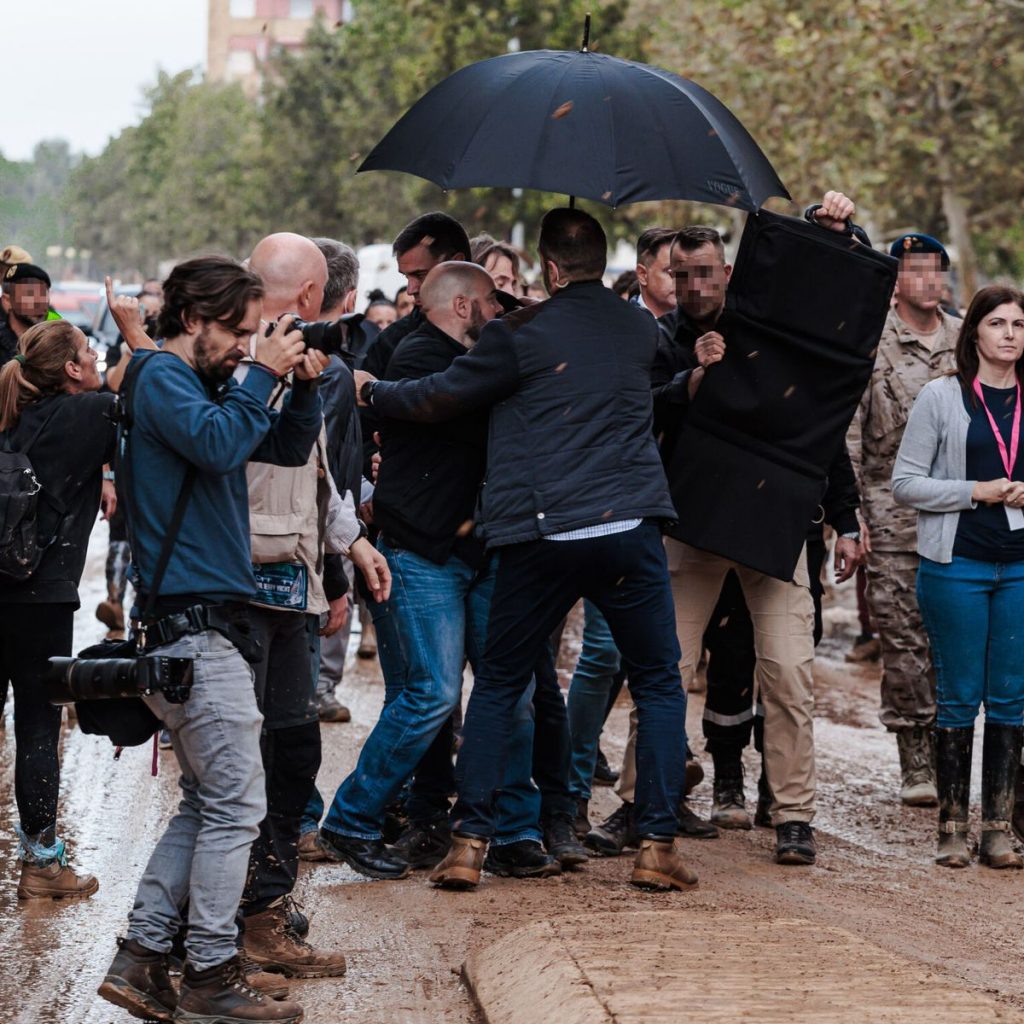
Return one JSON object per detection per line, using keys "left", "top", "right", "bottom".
{"left": 139, "top": 603, "right": 263, "bottom": 664}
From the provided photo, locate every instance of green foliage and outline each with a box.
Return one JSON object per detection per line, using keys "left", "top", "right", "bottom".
{"left": 0, "top": 141, "right": 74, "bottom": 267}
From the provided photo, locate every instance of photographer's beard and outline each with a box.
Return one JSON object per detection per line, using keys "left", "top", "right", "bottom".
{"left": 194, "top": 324, "right": 246, "bottom": 383}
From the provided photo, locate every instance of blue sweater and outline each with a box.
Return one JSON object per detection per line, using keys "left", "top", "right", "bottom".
{"left": 121, "top": 351, "right": 322, "bottom": 603}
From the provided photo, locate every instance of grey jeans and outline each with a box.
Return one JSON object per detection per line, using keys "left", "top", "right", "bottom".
{"left": 126, "top": 630, "right": 265, "bottom": 971}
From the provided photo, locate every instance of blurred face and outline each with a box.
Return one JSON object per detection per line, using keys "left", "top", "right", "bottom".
{"left": 65, "top": 328, "right": 102, "bottom": 393}
{"left": 671, "top": 242, "right": 731, "bottom": 322}
{"left": 896, "top": 253, "right": 945, "bottom": 315}
{"left": 976, "top": 302, "right": 1024, "bottom": 370}
{"left": 485, "top": 252, "right": 517, "bottom": 294}
{"left": 365, "top": 303, "right": 397, "bottom": 330}
{"left": 397, "top": 242, "right": 442, "bottom": 307}
{"left": 4, "top": 281, "right": 50, "bottom": 327}
{"left": 195, "top": 298, "right": 261, "bottom": 382}
{"left": 636, "top": 242, "right": 675, "bottom": 317}
{"left": 140, "top": 293, "right": 162, "bottom": 320}
{"left": 395, "top": 289, "right": 414, "bottom": 318}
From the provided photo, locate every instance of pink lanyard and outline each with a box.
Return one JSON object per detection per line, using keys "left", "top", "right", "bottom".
{"left": 973, "top": 377, "right": 1022, "bottom": 477}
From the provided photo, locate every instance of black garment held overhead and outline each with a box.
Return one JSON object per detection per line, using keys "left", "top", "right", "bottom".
{"left": 665, "top": 209, "right": 898, "bottom": 581}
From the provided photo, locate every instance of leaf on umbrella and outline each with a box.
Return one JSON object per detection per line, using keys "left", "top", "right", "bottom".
{"left": 602, "top": 191, "right": 612, "bottom": 200}
{"left": 783, "top": 385, "right": 796, "bottom": 398}
{"left": 747, "top": 350, "right": 759, "bottom": 359}
{"left": 554, "top": 361, "right": 568, "bottom": 373}
{"left": 552, "top": 101, "right": 574, "bottom": 119}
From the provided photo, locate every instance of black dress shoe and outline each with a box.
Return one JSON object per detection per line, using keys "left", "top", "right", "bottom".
{"left": 319, "top": 829, "right": 411, "bottom": 879}
{"left": 483, "top": 839, "right": 562, "bottom": 878}
{"left": 677, "top": 800, "right": 719, "bottom": 839}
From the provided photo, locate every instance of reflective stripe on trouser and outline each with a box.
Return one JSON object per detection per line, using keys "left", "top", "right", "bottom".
{"left": 618, "top": 538, "right": 816, "bottom": 824}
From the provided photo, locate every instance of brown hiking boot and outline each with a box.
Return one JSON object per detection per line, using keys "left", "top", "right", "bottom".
{"left": 243, "top": 903, "right": 346, "bottom": 979}
{"left": 17, "top": 859, "right": 99, "bottom": 900}
{"left": 176, "top": 954, "right": 303, "bottom": 1022}
{"left": 428, "top": 833, "right": 487, "bottom": 889}
{"left": 239, "top": 950, "right": 291, "bottom": 1000}
{"left": 296, "top": 831, "right": 336, "bottom": 863}
{"left": 630, "top": 838, "right": 699, "bottom": 892}
{"left": 97, "top": 937, "right": 177, "bottom": 1022}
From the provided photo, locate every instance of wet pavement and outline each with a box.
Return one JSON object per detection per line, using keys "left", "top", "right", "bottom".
{"left": 1, "top": 519, "right": 1023, "bottom": 1022}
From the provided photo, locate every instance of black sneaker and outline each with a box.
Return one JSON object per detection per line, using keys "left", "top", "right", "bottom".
{"left": 775, "top": 821, "right": 816, "bottom": 865}
{"left": 392, "top": 819, "right": 451, "bottom": 869}
{"left": 484, "top": 839, "right": 562, "bottom": 878}
{"left": 585, "top": 801, "right": 636, "bottom": 856}
{"left": 319, "top": 829, "right": 411, "bottom": 880}
{"left": 593, "top": 747, "right": 620, "bottom": 786}
{"left": 543, "top": 814, "right": 590, "bottom": 867}
{"left": 677, "top": 800, "right": 719, "bottom": 839}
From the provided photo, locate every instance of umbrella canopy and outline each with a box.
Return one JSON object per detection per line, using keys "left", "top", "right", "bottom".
{"left": 359, "top": 48, "right": 789, "bottom": 212}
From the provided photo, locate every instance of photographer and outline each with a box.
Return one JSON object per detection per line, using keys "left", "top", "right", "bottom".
{"left": 97, "top": 256, "right": 320, "bottom": 1024}
{"left": 0, "top": 319, "right": 114, "bottom": 900}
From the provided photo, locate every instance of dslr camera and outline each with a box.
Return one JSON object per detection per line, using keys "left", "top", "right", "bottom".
{"left": 266, "top": 315, "right": 350, "bottom": 359}
{"left": 47, "top": 648, "right": 194, "bottom": 706}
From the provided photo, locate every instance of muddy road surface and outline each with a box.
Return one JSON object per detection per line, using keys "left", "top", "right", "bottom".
{"left": 1, "top": 523, "right": 1022, "bottom": 1023}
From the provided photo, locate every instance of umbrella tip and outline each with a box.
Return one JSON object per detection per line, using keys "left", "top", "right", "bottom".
{"left": 581, "top": 12, "right": 591, "bottom": 52}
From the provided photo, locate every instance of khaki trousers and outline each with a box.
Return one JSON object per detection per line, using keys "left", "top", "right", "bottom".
{"left": 617, "top": 538, "right": 817, "bottom": 823}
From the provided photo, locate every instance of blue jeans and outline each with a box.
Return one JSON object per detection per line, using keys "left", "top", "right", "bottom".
{"left": 567, "top": 601, "right": 620, "bottom": 800}
{"left": 452, "top": 522, "right": 686, "bottom": 839}
{"left": 917, "top": 555, "right": 1024, "bottom": 729}
{"left": 322, "top": 545, "right": 541, "bottom": 845}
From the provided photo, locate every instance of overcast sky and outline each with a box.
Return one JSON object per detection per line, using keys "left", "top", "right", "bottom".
{"left": 3, "top": 0, "right": 208, "bottom": 162}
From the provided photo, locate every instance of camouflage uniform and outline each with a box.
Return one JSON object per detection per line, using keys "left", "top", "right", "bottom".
{"left": 848, "top": 307, "right": 959, "bottom": 730}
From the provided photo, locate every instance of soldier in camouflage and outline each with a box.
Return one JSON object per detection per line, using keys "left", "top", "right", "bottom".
{"left": 847, "top": 233, "right": 960, "bottom": 805}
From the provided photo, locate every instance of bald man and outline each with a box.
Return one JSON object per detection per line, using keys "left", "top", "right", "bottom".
{"left": 319, "top": 263, "right": 574, "bottom": 881}
{"left": 238, "top": 232, "right": 388, "bottom": 980}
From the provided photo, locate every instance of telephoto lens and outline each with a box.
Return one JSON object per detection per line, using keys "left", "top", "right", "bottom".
{"left": 46, "top": 656, "right": 194, "bottom": 705}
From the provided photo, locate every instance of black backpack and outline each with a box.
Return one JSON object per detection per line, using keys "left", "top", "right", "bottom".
{"left": 0, "top": 406, "right": 63, "bottom": 582}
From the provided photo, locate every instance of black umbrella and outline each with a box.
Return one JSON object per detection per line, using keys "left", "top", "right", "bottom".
{"left": 359, "top": 28, "right": 788, "bottom": 212}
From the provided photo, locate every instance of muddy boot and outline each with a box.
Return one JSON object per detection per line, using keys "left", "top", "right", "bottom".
{"left": 896, "top": 725, "right": 938, "bottom": 806}
{"left": 630, "top": 838, "right": 698, "bottom": 892}
{"left": 935, "top": 726, "right": 973, "bottom": 868}
{"left": 296, "top": 830, "right": 335, "bottom": 863}
{"left": 543, "top": 814, "right": 590, "bottom": 868}
{"left": 1012, "top": 757, "right": 1024, "bottom": 844}
{"left": 97, "top": 937, "right": 178, "bottom": 1022}
{"left": 754, "top": 768, "right": 774, "bottom": 828}
{"left": 572, "top": 796, "right": 591, "bottom": 839}
{"left": 242, "top": 902, "right": 347, "bottom": 978}
{"left": 710, "top": 751, "right": 751, "bottom": 830}
{"left": 392, "top": 818, "right": 451, "bottom": 869}
{"left": 176, "top": 954, "right": 303, "bottom": 1023}
{"left": 677, "top": 800, "right": 719, "bottom": 839}
{"left": 585, "top": 801, "right": 636, "bottom": 856}
{"left": 429, "top": 832, "right": 488, "bottom": 889}
{"left": 979, "top": 723, "right": 1024, "bottom": 870}
{"left": 238, "top": 950, "right": 291, "bottom": 1001}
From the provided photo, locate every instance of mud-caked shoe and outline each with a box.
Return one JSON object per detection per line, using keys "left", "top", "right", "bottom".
{"left": 296, "top": 831, "right": 335, "bottom": 863}
{"left": 677, "top": 800, "right": 719, "bottom": 839}
{"left": 936, "top": 820, "right": 971, "bottom": 868}
{"left": 316, "top": 693, "right": 351, "bottom": 723}
{"left": 238, "top": 951, "right": 290, "bottom": 1001}
{"left": 896, "top": 726, "right": 938, "bottom": 807}
{"left": 585, "top": 801, "right": 636, "bottom": 856}
{"left": 484, "top": 839, "right": 562, "bottom": 879}
{"left": 710, "top": 769, "right": 752, "bottom": 831}
{"left": 429, "top": 833, "right": 488, "bottom": 889}
{"left": 17, "top": 859, "right": 99, "bottom": 900}
{"left": 630, "top": 838, "right": 698, "bottom": 892}
{"left": 176, "top": 955, "right": 303, "bottom": 1023}
{"left": 543, "top": 815, "right": 589, "bottom": 868}
{"left": 242, "top": 903, "right": 346, "bottom": 979}
{"left": 392, "top": 819, "right": 451, "bottom": 869}
{"left": 97, "top": 937, "right": 177, "bottom": 1022}
{"left": 775, "top": 821, "right": 816, "bottom": 865}
{"left": 979, "top": 821, "right": 1023, "bottom": 870}
{"left": 318, "top": 829, "right": 410, "bottom": 880}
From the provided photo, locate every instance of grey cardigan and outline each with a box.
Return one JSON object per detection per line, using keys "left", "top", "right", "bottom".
{"left": 891, "top": 374, "right": 977, "bottom": 563}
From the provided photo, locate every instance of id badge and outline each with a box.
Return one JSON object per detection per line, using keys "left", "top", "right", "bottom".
{"left": 252, "top": 562, "right": 308, "bottom": 610}
{"left": 1006, "top": 506, "right": 1024, "bottom": 532}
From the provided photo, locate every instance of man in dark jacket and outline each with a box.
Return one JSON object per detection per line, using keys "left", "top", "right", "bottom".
{"left": 356, "top": 209, "right": 695, "bottom": 893}
{"left": 0, "top": 263, "right": 52, "bottom": 365}
{"left": 321, "top": 262, "right": 568, "bottom": 880}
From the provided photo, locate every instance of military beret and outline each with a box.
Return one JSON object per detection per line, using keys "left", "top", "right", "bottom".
{"left": 4, "top": 262, "right": 51, "bottom": 287}
{"left": 0, "top": 244, "right": 32, "bottom": 266}
{"left": 889, "top": 233, "right": 950, "bottom": 269}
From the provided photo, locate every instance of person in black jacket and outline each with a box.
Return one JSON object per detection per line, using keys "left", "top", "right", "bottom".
{"left": 0, "top": 318, "right": 115, "bottom": 899}
{"left": 356, "top": 209, "right": 696, "bottom": 893}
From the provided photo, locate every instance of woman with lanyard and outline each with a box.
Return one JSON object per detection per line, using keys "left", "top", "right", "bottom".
{"left": 893, "top": 285, "right": 1024, "bottom": 870}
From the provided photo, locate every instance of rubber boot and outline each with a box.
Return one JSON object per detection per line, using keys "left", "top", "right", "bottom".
{"left": 896, "top": 725, "right": 938, "bottom": 806}
{"left": 979, "top": 723, "right": 1024, "bottom": 870}
{"left": 935, "top": 726, "right": 973, "bottom": 868}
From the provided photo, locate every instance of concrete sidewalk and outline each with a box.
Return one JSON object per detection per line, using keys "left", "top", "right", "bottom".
{"left": 464, "top": 910, "right": 1020, "bottom": 1024}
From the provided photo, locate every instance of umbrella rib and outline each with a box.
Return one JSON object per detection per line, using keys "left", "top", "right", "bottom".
{"left": 592, "top": 56, "right": 618, "bottom": 205}
{"left": 537, "top": 54, "right": 583, "bottom": 200}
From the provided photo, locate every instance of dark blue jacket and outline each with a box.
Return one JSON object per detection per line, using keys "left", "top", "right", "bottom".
{"left": 121, "top": 351, "right": 322, "bottom": 602}
{"left": 370, "top": 280, "right": 676, "bottom": 548}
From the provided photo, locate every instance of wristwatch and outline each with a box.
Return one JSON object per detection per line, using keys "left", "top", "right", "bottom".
{"left": 359, "top": 379, "right": 377, "bottom": 406}
{"left": 840, "top": 530, "right": 861, "bottom": 542}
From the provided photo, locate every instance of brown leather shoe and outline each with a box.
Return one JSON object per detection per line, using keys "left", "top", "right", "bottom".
{"left": 239, "top": 950, "right": 291, "bottom": 1000}
{"left": 296, "top": 831, "right": 336, "bottom": 863}
{"left": 18, "top": 860, "right": 99, "bottom": 900}
{"left": 428, "top": 833, "right": 487, "bottom": 889}
{"left": 243, "top": 904, "right": 346, "bottom": 979}
{"left": 629, "top": 838, "right": 699, "bottom": 892}
{"left": 97, "top": 937, "right": 177, "bottom": 1022}
{"left": 96, "top": 599, "right": 126, "bottom": 632}
{"left": 177, "top": 955, "right": 303, "bottom": 1022}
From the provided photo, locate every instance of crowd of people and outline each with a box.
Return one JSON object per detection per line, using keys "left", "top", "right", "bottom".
{"left": 0, "top": 193, "right": 1023, "bottom": 1023}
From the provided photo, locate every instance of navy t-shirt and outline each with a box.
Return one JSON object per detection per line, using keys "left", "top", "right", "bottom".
{"left": 953, "top": 382, "right": 1024, "bottom": 562}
